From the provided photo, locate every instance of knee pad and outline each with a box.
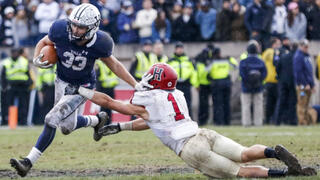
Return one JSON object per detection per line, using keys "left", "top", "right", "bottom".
{"left": 60, "top": 126, "right": 72, "bottom": 135}
{"left": 44, "top": 112, "right": 59, "bottom": 128}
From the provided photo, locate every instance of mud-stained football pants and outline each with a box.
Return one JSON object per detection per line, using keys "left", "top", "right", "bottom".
{"left": 180, "top": 128, "right": 246, "bottom": 178}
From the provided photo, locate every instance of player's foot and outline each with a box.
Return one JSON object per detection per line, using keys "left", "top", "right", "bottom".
{"left": 10, "top": 158, "right": 32, "bottom": 177}
{"left": 275, "top": 145, "right": 302, "bottom": 175}
{"left": 94, "top": 111, "right": 109, "bottom": 141}
{"left": 301, "top": 167, "right": 317, "bottom": 176}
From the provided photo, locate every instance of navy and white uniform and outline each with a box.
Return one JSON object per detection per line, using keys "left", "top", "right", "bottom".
{"left": 45, "top": 19, "right": 114, "bottom": 134}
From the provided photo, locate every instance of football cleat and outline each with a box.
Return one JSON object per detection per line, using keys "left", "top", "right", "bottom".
{"left": 301, "top": 167, "right": 317, "bottom": 176}
{"left": 275, "top": 145, "right": 302, "bottom": 176}
{"left": 10, "top": 158, "right": 32, "bottom": 177}
{"left": 94, "top": 111, "right": 109, "bottom": 141}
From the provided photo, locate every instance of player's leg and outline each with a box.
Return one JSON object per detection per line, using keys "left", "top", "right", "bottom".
{"left": 180, "top": 130, "right": 241, "bottom": 178}
{"left": 9, "top": 78, "right": 66, "bottom": 177}
{"left": 237, "top": 166, "right": 287, "bottom": 178}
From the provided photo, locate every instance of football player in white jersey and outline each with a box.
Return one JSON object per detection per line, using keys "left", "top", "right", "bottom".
{"left": 65, "top": 63, "right": 316, "bottom": 178}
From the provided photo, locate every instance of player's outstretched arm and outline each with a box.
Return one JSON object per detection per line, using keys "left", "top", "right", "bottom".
{"left": 98, "top": 118, "right": 149, "bottom": 136}
{"left": 77, "top": 86, "right": 149, "bottom": 120}
{"left": 101, "top": 55, "right": 138, "bottom": 88}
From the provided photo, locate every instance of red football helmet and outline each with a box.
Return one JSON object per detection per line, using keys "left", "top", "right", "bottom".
{"left": 147, "top": 63, "right": 177, "bottom": 90}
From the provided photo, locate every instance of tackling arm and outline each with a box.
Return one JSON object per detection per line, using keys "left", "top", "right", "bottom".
{"left": 78, "top": 86, "right": 149, "bottom": 120}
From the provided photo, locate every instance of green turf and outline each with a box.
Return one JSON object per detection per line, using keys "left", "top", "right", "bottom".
{"left": 0, "top": 125, "right": 319, "bottom": 179}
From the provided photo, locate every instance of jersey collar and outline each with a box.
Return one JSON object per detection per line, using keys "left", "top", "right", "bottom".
{"left": 86, "top": 33, "right": 97, "bottom": 48}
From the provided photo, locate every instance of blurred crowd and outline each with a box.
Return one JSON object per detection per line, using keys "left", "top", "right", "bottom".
{"left": 1, "top": 38, "right": 320, "bottom": 127}
{"left": 1, "top": 0, "right": 320, "bottom": 47}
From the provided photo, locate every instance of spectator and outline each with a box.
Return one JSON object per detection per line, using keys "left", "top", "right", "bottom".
{"left": 211, "top": 0, "right": 224, "bottom": 12}
{"left": 167, "top": 42, "right": 198, "bottom": 117}
{"left": 95, "top": 60, "right": 119, "bottom": 123}
{"left": 240, "top": 43, "right": 267, "bottom": 126}
{"left": 134, "top": 0, "right": 157, "bottom": 43}
{"left": 58, "top": 3, "right": 76, "bottom": 19}
{"left": 171, "top": 2, "right": 198, "bottom": 42}
{"left": 262, "top": 37, "right": 282, "bottom": 124}
{"left": 153, "top": 42, "right": 168, "bottom": 63}
{"left": 1, "top": 6, "right": 15, "bottom": 47}
{"left": 238, "top": 0, "right": 253, "bottom": 7}
{"left": 117, "top": 0, "right": 139, "bottom": 44}
{"left": 216, "top": 0, "right": 233, "bottom": 41}
{"left": 26, "top": 0, "right": 39, "bottom": 46}
{"left": 231, "top": 2, "right": 248, "bottom": 41}
{"left": 106, "top": 0, "right": 122, "bottom": 14}
{"left": 208, "top": 48, "right": 238, "bottom": 125}
{"left": 244, "top": 0, "right": 273, "bottom": 50}
{"left": 308, "top": 0, "right": 320, "bottom": 40}
{"left": 293, "top": 39, "right": 315, "bottom": 125}
{"left": 271, "top": 0, "right": 287, "bottom": 38}
{"left": 151, "top": 10, "right": 171, "bottom": 43}
{"left": 129, "top": 40, "right": 157, "bottom": 81}
{"left": 170, "top": 1, "right": 183, "bottom": 21}
{"left": 195, "top": 0, "right": 217, "bottom": 41}
{"left": 275, "top": 41, "right": 298, "bottom": 125}
{"left": 34, "top": 0, "right": 59, "bottom": 40}
{"left": 94, "top": 0, "right": 117, "bottom": 41}
{"left": 153, "top": 0, "right": 173, "bottom": 17}
{"left": 195, "top": 44, "right": 215, "bottom": 125}
{"left": 284, "top": 2, "right": 307, "bottom": 41}
{"left": 0, "top": 48, "right": 32, "bottom": 125}
{"left": 12, "top": 6, "right": 29, "bottom": 47}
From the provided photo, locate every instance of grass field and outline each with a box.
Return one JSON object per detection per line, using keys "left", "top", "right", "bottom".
{"left": 0, "top": 125, "right": 319, "bottom": 179}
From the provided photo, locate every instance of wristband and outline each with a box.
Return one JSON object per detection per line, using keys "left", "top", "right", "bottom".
{"left": 78, "top": 86, "right": 95, "bottom": 99}
{"left": 119, "top": 121, "right": 133, "bottom": 130}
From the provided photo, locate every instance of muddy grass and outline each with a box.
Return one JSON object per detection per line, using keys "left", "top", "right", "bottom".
{"left": 0, "top": 167, "right": 195, "bottom": 178}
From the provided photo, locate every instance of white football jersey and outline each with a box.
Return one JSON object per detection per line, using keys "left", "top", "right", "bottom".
{"left": 131, "top": 89, "right": 199, "bottom": 155}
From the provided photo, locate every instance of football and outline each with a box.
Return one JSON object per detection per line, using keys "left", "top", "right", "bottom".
{"left": 40, "top": 45, "right": 58, "bottom": 65}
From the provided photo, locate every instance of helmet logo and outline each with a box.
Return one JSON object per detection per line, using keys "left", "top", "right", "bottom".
{"left": 153, "top": 67, "right": 163, "bottom": 81}
{"left": 168, "top": 82, "right": 172, "bottom": 87}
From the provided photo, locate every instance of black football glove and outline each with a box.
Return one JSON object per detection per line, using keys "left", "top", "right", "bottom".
{"left": 98, "top": 123, "right": 121, "bottom": 136}
{"left": 64, "top": 84, "right": 80, "bottom": 95}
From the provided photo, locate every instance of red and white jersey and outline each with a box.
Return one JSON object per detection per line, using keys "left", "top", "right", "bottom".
{"left": 131, "top": 89, "right": 199, "bottom": 155}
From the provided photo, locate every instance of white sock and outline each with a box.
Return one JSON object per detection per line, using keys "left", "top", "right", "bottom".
{"left": 85, "top": 115, "right": 99, "bottom": 127}
{"left": 26, "top": 147, "right": 42, "bottom": 165}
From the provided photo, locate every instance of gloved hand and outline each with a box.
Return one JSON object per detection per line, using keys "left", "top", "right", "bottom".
{"left": 98, "top": 123, "right": 121, "bottom": 136}
{"left": 64, "top": 84, "right": 80, "bottom": 95}
{"left": 33, "top": 53, "right": 53, "bottom": 69}
{"left": 134, "top": 73, "right": 154, "bottom": 91}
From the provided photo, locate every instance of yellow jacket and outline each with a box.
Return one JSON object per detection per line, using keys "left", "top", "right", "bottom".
{"left": 262, "top": 48, "right": 278, "bottom": 83}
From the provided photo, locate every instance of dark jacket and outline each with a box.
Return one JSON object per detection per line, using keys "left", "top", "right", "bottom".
{"left": 216, "top": 8, "right": 233, "bottom": 41}
{"left": 293, "top": 49, "right": 314, "bottom": 88}
{"left": 171, "top": 15, "right": 198, "bottom": 42}
{"left": 244, "top": 2, "right": 272, "bottom": 33}
{"left": 276, "top": 50, "right": 295, "bottom": 85}
{"left": 309, "top": 6, "right": 320, "bottom": 39}
{"left": 240, "top": 55, "right": 267, "bottom": 93}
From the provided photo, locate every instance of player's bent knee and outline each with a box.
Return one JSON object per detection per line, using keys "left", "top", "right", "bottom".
{"left": 44, "top": 113, "right": 58, "bottom": 128}
{"left": 60, "top": 126, "right": 72, "bottom": 135}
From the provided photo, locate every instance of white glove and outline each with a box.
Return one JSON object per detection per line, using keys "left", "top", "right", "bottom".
{"left": 134, "top": 73, "right": 154, "bottom": 91}
{"left": 33, "top": 53, "right": 53, "bottom": 69}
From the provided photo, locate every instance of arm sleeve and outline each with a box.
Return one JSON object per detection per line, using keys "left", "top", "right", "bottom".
{"left": 244, "top": 8, "right": 252, "bottom": 32}
{"left": 293, "top": 56, "right": 304, "bottom": 86}
{"left": 131, "top": 91, "right": 153, "bottom": 106}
